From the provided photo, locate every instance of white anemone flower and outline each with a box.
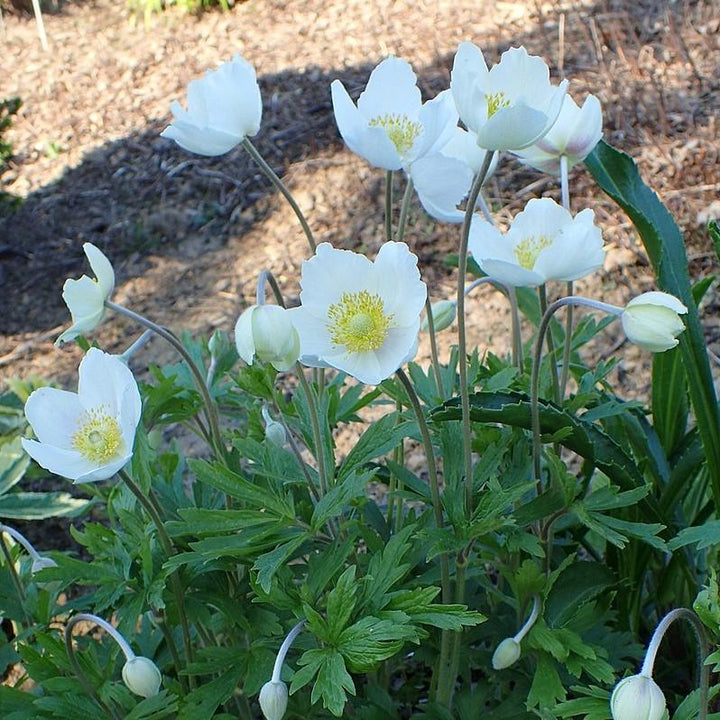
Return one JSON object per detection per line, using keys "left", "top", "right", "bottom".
{"left": 331, "top": 57, "right": 458, "bottom": 171}
{"left": 451, "top": 43, "right": 568, "bottom": 151}
{"left": 410, "top": 127, "right": 498, "bottom": 223}
{"left": 56, "top": 243, "right": 115, "bottom": 346}
{"left": 515, "top": 93, "right": 603, "bottom": 174}
{"left": 161, "top": 54, "right": 262, "bottom": 157}
{"left": 621, "top": 292, "right": 687, "bottom": 352}
{"left": 468, "top": 197, "right": 604, "bottom": 287}
{"left": 21, "top": 348, "right": 142, "bottom": 483}
{"left": 291, "top": 242, "right": 427, "bottom": 385}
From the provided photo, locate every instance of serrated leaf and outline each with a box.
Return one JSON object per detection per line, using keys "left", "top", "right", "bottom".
{"left": 669, "top": 519, "right": 720, "bottom": 551}
{"left": 253, "top": 531, "right": 308, "bottom": 593}
{"left": 338, "top": 615, "right": 418, "bottom": 671}
{"left": 527, "top": 652, "right": 566, "bottom": 709}
{"left": 326, "top": 566, "right": 358, "bottom": 640}
{"left": 307, "top": 649, "right": 355, "bottom": 717}
{"left": 545, "top": 562, "right": 616, "bottom": 628}
{"left": 312, "top": 470, "right": 372, "bottom": 529}
{"left": 0, "top": 491, "right": 90, "bottom": 520}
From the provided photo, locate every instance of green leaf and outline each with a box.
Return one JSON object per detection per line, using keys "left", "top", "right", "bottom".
{"left": 338, "top": 416, "right": 412, "bottom": 482}
{"left": 652, "top": 345, "right": 688, "bottom": 457}
{"left": 0, "top": 491, "right": 90, "bottom": 520}
{"left": 326, "top": 566, "right": 358, "bottom": 640}
{"left": 292, "top": 648, "right": 355, "bottom": 717}
{"left": 555, "top": 686, "right": 612, "bottom": 720}
{"left": 177, "top": 665, "right": 245, "bottom": 720}
{"left": 312, "top": 470, "right": 372, "bottom": 529}
{"left": 338, "top": 615, "right": 419, "bottom": 671}
{"left": 433, "top": 391, "right": 650, "bottom": 497}
{"left": 125, "top": 691, "right": 179, "bottom": 720}
{"left": 545, "top": 562, "right": 616, "bottom": 627}
{"left": 669, "top": 519, "right": 720, "bottom": 551}
{"left": 0, "top": 438, "right": 30, "bottom": 495}
{"left": 586, "top": 140, "right": 720, "bottom": 508}
{"left": 253, "top": 531, "right": 308, "bottom": 593}
{"left": 527, "top": 652, "right": 566, "bottom": 709}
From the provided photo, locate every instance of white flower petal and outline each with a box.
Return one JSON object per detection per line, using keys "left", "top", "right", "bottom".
{"left": 450, "top": 42, "right": 488, "bottom": 135}
{"left": 479, "top": 258, "right": 546, "bottom": 287}
{"left": 413, "top": 90, "right": 459, "bottom": 159}
{"left": 83, "top": 243, "right": 115, "bottom": 297}
{"left": 508, "top": 197, "right": 572, "bottom": 243}
{"left": 411, "top": 153, "right": 473, "bottom": 223}
{"left": 234, "top": 305, "right": 258, "bottom": 364}
{"left": 468, "top": 218, "right": 514, "bottom": 263}
{"left": 356, "top": 57, "right": 421, "bottom": 120}
{"left": 626, "top": 291, "right": 688, "bottom": 314}
{"left": 440, "top": 127, "right": 497, "bottom": 175}
{"left": 161, "top": 121, "right": 243, "bottom": 157}
{"left": 24, "top": 388, "right": 83, "bottom": 447}
{"left": 476, "top": 102, "right": 550, "bottom": 151}
{"left": 21, "top": 438, "right": 99, "bottom": 481}
{"left": 75, "top": 453, "right": 133, "bottom": 484}
{"left": 78, "top": 348, "right": 137, "bottom": 417}
{"left": 373, "top": 241, "right": 427, "bottom": 321}
{"left": 487, "top": 47, "right": 552, "bottom": 101}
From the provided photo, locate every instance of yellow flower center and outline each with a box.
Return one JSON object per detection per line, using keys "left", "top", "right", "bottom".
{"left": 485, "top": 91, "right": 511, "bottom": 118}
{"left": 328, "top": 291, "right": 393, "bottom": 353}
{"left": 368, "top": 114, "right": 423, "bottom": 156}
{"left": 72, "top": 407, "right": 124, "bottom": 463}
{"left": 513, "top": 235, "right": 553, "bottom": 270}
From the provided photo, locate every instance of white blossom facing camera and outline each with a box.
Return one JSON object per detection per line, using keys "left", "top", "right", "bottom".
{"left": 450, "top": 44, "right": 568, "bottom": 151}
{"left": 122, "top": 656, "right": 163, "bottom": 698}
{"left": 259, "top": 680, "right": 289, "bottom": 720}
{"left": 469, "top": 197, "right": 605, "bottom": 287}
{"left": 21, "top": 348, "right": 142, "bottom": 483}
{"left": 515, "top": 93, "right": 603, "bottom": 174}
{"left": 621, "top": 292, "right": 688, "bottom": 352}
{"left": 610, "top": 674, "right": 666, "bottom": 720}
{"left": 56, "top": 243, "right": 115, "bottom": 346}
{"left": 331, "top": 57, "right": 457, "bottom": 171}
{"left": 161, "top": 54, "right": 262, "bottom": 156}
{"left": 235, "top": 304, "right": 301, "bottom": 372}
{"left": 291, "top": 242, "right": 427, "bottom": 385}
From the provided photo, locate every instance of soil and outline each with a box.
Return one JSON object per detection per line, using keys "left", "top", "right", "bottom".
{"left": 0, "top": 0, "right": 719, "bottom": 540}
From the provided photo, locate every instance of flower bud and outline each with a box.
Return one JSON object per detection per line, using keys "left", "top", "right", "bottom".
{"left": 259, "top": 680, "right": 288, "bottom": 720}
{"left": 262, "top": 406, "right": 287, "bottom": 447}
{"left": 491, "top": 637, "right": 521, "bottom": 670}
{"left": 31, "top": 556, "right": 58, "bottom": 574}
{"left": 235, "top": 304, "right": 300, "bottom": 372}
{"left": 122, "top": 656, "right": 162, "bottom": 698}
{"left": 621, "top": 291, "right": 688, "bottom": 353}
{"left": 421, "top": 300, "right": 457, "bottom": 333}
{"left": 610, "top": 674, "right": 666, "bottom": 720}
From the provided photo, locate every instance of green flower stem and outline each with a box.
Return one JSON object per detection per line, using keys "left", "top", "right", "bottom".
{"left": 153, "top": 607, "right": 184, "bottom": 685}
{"left": 118, "top": 469, "right": 195, "bottom": 689}
{"left": 64, "top": 614, "right": 123, "bottom": 720}
{"left": 559, "top": 156, "right": 574, "bottom": 400}
{"left": 389, "top": 399, "right": 406, "bottom": 533}
{"left": 640, "top": 608, "right": 710, "bottom": 720}
{"left": 0, "top": 533, "right": 31, "bottom": 627}
{"left": 424, "top": 296, "right": 445, "bottom": 398}
{"left": 105, "top": 300, "right": 224, "bottom": 460}
{"left": 275, "top": 406, "right": 321, "bottom": 504}
{"left": 295, "top": 365, "right": 330, "bottom": 496}
{"left": 443, "top": 557, "right": 468, "bottom": 707}
{"left": 507, "top": 285, "right": 524, "bottom": 373}
{"left": 396, "top": 178, "right": 414, "bottom": 242}
{"left": 395, "top": 368, "right": 453, "bottom": 707}
{"left": 457, "top": 152, "right": 495, "bottom": 516}
{"left": 532, "top": 296, "right": 622, "bottom": 486}
{"left": 385, "top": 171, "right": 393, "bottom": 242}
{"left": 242, "top": 138, "right": 316, "bottom": 254}
{"left": 256, "top": 269, "right": 285, "bottom": 307}
{"left": 537, "top": 285, "right": 560, "bottom": 404}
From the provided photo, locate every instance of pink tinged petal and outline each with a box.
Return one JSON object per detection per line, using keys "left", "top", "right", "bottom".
{"left": 83, "top": 243, "right": 115, "bottom": 297}
{"left": 450, "top": 42, "right": 489, "bottom": 134}
{"left": 372, "top": 242, "right": 427, "bottom": 321}
{"left": 513, "top": 145, "right": 559, "bottom": 174}
{"left": 414, "top": 90, "right": 459, "bottom": 159}
{"left": 21, "top": 438, "right": 99, "bottom": 482}
{"left": 24, "top": 387, "right": 83, "bottom": 448}
{"left": 478, "top": 258, "right": 546, "bottom": 287}
{"left": 410, "top": 154, "right": 473, "bottom": 223}
{"left": 234, "top": 305, "right": 257, "bottom": 364}
{"left": 476, "top": 102, "right": 550, "bottom": 151}
{"left": 563, "top": 94, "right": 602, "bottom": 163}
{"left": 356, "top": 57, "right": 422, "bottom": 120}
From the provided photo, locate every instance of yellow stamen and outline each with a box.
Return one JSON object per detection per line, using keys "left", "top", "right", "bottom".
{"left": 485, "top": 91, "right": 511, "bottom": 118}
{"left": 514, "top": 235, "right": 553, "bottom": 270}
{"left": 72, "top": 407, "right": 124, "bottom": 463}
{"left": 328, "top": 291, "right": 393, "bottom": 353}
{"left": 368, "top": 114, "right": 423, "bottom": 156}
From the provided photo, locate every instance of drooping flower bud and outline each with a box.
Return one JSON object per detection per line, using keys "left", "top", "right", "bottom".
{"left": 262, "top": 405, "right": 287, "bottom": 447}
{"left": 621, "top": 291, "right": 688, "bottom": 352}
{"left": 421, "top": 300, "right": 457, "bottom": 333}
{"left": 610, "top": 674, "right": 666, "bottom": 720}
{"left": 122, "top": 656, "right": 162, "bottom": 698}
{"left": 491, "top": 637, "right": 521, "bottom": 670}
{"left": 235, "top": 304, "right": 300, "bottom": 372}
{"left": 259, "top": 680, "right": 289, "bottom": 720}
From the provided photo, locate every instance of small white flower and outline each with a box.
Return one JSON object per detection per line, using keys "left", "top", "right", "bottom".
{"left": 491, "top": 637, "right": 522, "bottom": 670}
{"left": 291, "top": 242, "right": 427, "bottom": 385}
{"left": 410, "top": 127, "right": 498, "bottom": 223}
{"left": 235, "top": 304, "right": 300, "bottom": 372}
{"left": 610, "top": 674, "right": 666, "bottom": 720}
{"left": 161, "top": 55, "right": 262, "bottom": 157}
{"left": 331, "top": 57, "right": 457, "bottom": 171}
{"left": 621, "top": 292, "right": 687, "bottom": 352}
{"left": 515, "top": 93, "right": 603, "bottom": 174}
{"left": 21, "top": 348, "right": 142, "bottom": 483}
{"left": 451, "top": 44, "right": 568, "bottom": 151}
{"left": 56, "top": 243, "right": 115, "bottom": 346}
{"left": 468, "top": 197, "right": 604, "bottom": 287}
{"left": 122, "top": 656, "right": 162, "bottom": 698}
{"left": 259, "top": 680, "right": 289, "bottom": 720}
